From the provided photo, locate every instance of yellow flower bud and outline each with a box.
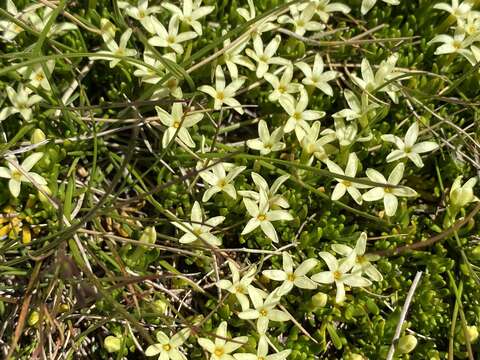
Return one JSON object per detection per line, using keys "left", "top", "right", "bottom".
{"left": 397, "top": 334, "right": 417, "bottom": 354}
{"left": 28, "top": 310, "right": 39, "bottom": 327}
{"left": 31, "top": 129, "right": 46, "bottom": 144}
{"left": 104, "top": 336, "right": 122, "bottom": 353}
{"left": 312, "top": 292, "right": 328, "bottom": 308}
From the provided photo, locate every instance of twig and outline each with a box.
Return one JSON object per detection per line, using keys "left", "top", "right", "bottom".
{"left": 386, "top": 271, "right": 423, "bottom": 360}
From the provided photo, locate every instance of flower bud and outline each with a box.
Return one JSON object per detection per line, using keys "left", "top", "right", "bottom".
{"left": 104, "top": 336, "right": 122, "bottom": 353}
{"left": 31, "top": 129, "right": 46, "bottom": 144}
{"left": 152, "top": 299, "right": 167, "bottom": 314}
{"left": 28, "top": 310, "right": 39, "bottom": 326}
{"left": 450, "top": 176, "right": 478, "bottom": 209}
{"left": 311, "top": 292, "right": 328, "bottom": 308}
{"left": 139, "top": 226, "right": 157, "bottom": 245}
{"left": 459, "top": 325, "right": 479, "bottom": 344}
{"left": 397, "top": 334, "right": 417, "bottom": 354}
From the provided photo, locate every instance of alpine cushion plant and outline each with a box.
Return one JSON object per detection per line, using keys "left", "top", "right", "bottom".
{"left": 1, "top": 0, "right": 480, "bottom": 359}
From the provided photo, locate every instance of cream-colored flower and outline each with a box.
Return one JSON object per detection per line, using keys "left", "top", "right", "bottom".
{"left": 118, "top": 0, "right": 162, "bottom": 33}
{"left": 264, "top": 65, "right": 302, "bottom": 102}
{"left": 199, "top": 66, "right": 246, "bottom": 114}
{"left": 331, "top": 232, "right": 383, "bottom": 282}
{"left": 278, "top": 4, "right": 324, "bottom": 36}
{"left": 246, "top": 120, "right": 285, "bottom": 155}
{"left": 171, "top": 201, "right": 225, "bottom": 246}
{"left": 162, "top": 0, "right": 214, "bottom": 35}
{"left": 0, "top": 85, "right": 42, "bottom": 122}
{"left": 246, "top": 35, "right": 289, "bottom": 78}
{"left": 148, "top": 15, "right": 197, "bottom": 54}
{"left": 198, "top": 322, "right": 247, "bottom": 360}
{"left": 199, "top": 163, "right": 246, "bottom": 202}
{"left": 381, "top": 122, "right": 438, "bottom": 168}
{"left": 0, "top": 153, "right": 47, "bottom": 198}
{"left": 296, "top": 54, "right": 337, "bottom": 96}
{"left": 262, "top": 252, "right": 317, "bottom": 295}
{"left": 145, "top": 328, "right": 190, "bottom": 360}
{"left": 280, "top": 88, "right": 325, "bottom": 141}
{"left": 155, "top": 103, "right": 203, "bottom": 148}
{"left": 362, "top": 163, "right": 417, "bottom": 217}
{"left": 311, "top": 251, "right": 371, "bottom": 304}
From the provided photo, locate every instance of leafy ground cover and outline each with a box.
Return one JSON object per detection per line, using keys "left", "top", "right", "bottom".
{"left": 0, "top": 0, "right": 480, "bottom": 359}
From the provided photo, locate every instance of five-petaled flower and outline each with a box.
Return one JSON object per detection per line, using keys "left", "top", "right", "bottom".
{"left": 156, "top": 103, "right": 203, "bottom": 148}
{"left": 0, "top": 153, "right": 47, "bottom": 198}
{"left": 381, "top": 122, "right": 438, "bottom": 168}
{"left": 145, "top": 328, "right": 190, "bottom": 360}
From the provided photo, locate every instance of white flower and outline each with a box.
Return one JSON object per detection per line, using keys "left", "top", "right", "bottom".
{"left": 361, "top": 0, "right": 400, "bottom": 15}
{"left": 0, "top": 153, "right": 47, "bottom": 198}
{"left": 222, "top": 32, "right": 255, "bottom": 79}
{"left": 277, "top": 4, "right": 324, "bottom": 36}
{"left": 264, "top": 65, "right": 302, "bottom": 102}
{"left": 331, "top": 232, "right": 383, "bottom": 282}
{"left": 198, "top": 321, "right": 247, "bottom": 360}
{"left": 332, "top": 89, "right": 378, "bottom": 127}
{"left": 429, "top": 30, "right": 475, "bottom": 59}
{"left": 156, "top": 103, "right": 203, "bottom": 148}
{"left": 133, "top": 51, "right": 177, "bottom": 84}
{"left": 217, "top": 260, "right": 262, "bottom": 311}
{"left": 381, "top": 122, "right": 438, "bottom": 168}
{"left": 145, "top": 328, "right": 190, "bottom": 360}
{"left": 279, "top": 88, "right": 325, "bottom": 141}
{"left": 118, "top": 0, "right": 162, "bottom": 33}
{"left": 238, "top": 288, "right": 290, "bottom": 334}
{"left": 162, "top": 0, "right": 214, "bottom": 35}
{"left": 246, "top": 120, "right": 285, "bottom": 155}
{"left": 93, "top": 28, "right": 137, "bottom": 68}
{"left": 333, "top": 118, "right": 373, "bottom": 147}
{"left": 237, "top": 0, "right": 277, "bottom": 36}
{"left": 433, "top": 0, "right": 473, "bottom": 19}
{"left": 241, "top": 190, "right": 293, "bottom": 243}
{"left": 0, "top": 85, "right": 42, "bottom": 122}
{"left": 0, "top": 0, "right": 30, "bottom": 41}
{"left": 246, "top": 35, "right": 289, "bottom": 78}
{"left": 351, "top": 55, "right": 403, "bottom": 103}
{"left": 458, "top": 12, "right": 480, "bottom": 35}
{"left": 300, "top": 121, "right": 337, "bottom": 163}
{"left": 262, "top": 252, "right": 317, "bottom": 295}
{"left": 325, "top": 153, "right": 367, "bottom": 205}
{"left": 449, "top": 176, "right": 479, "bottom": 209}
{"left": 311, "top": 251, "right": 371, "bottom": 304}
{"left": 362, "top": 163, "right": 417, "bottom": 217}
{"left": 171, "top": 201, "right": 225, "bottom": 246}
{"left": 27, "top": 7, "right": 77, "bottom": 37}
{"left": 233, "top": 335, "right": 291, "bottom": 360}
{"left": 199, "top": 163, "right": 246, "bottom": 202}
{"left": 301, "top": 0, "right": 351, "bottom": 23}
{"left": 17, "top": 61, "right": 55, "bottom": 91}
{"left": 295, "top": 54, "right": 337, "bottom": 96}
{"left": 238, "top": 172, "right": 290, "bottom": 209}
{"left": 148, "top": 15, "right": 197, "bottom": 54}
{"left": 199, "top": 66, "right": 246, "bottom": 114}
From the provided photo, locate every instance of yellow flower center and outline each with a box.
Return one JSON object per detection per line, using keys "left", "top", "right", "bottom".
{"left": 259, "top": 54, "right": 269, "bottom": 62}
{"left": 214, "top": 347, "right": 224, "bottom": 357}
{"left": 259, "top": 309, "right": 268, "bottom": 317}
{"left": 216, "top": 91, "right": 225, "bottom": 101}
{"left": 357, "top": 255, "right": 366, "bottom": 264}
{"left": 11, "top": 170, "right": 22, "bottom": 182}
{"left": 257, "top": 214, "right": 266, "bottom": 221}
{"left": 35, "top": 72, "right": 45, "bottom": 82}
{"left": 138, "top": 10, "right": 146, "bottom": 19}
{"left": 453, "top": 40, "right": 462, "bottom": 50}
{"left": 342, "top": 180, "right": 352, "bottom": 187}
{"left": 278, "top": 85, "right": 286, "bottom": 93}
{"left": 293, "top": 112, "right": 302, "bottom": 121}
{"left": 163, "top": 344, "right": 171, "bottom": 351}
{"left": 334, "top": 271, "right": 342, "bottom": 280}
{"left": 235, "top": 284, "right": 246, "bottom": 293}
{"left": 217, "top": 179, "right": 226, "bottom": 188}
{"left": 384, "top": 187, "right": 392, "bottom": 193}
{"left": 173, "top": 121, "right": 181, "bottom": 128}
{"left": 167, "top": 35, "right": 176, "bottom": 44}
{"left": 287, "top": 273, "right": 295, "bottom": 281}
